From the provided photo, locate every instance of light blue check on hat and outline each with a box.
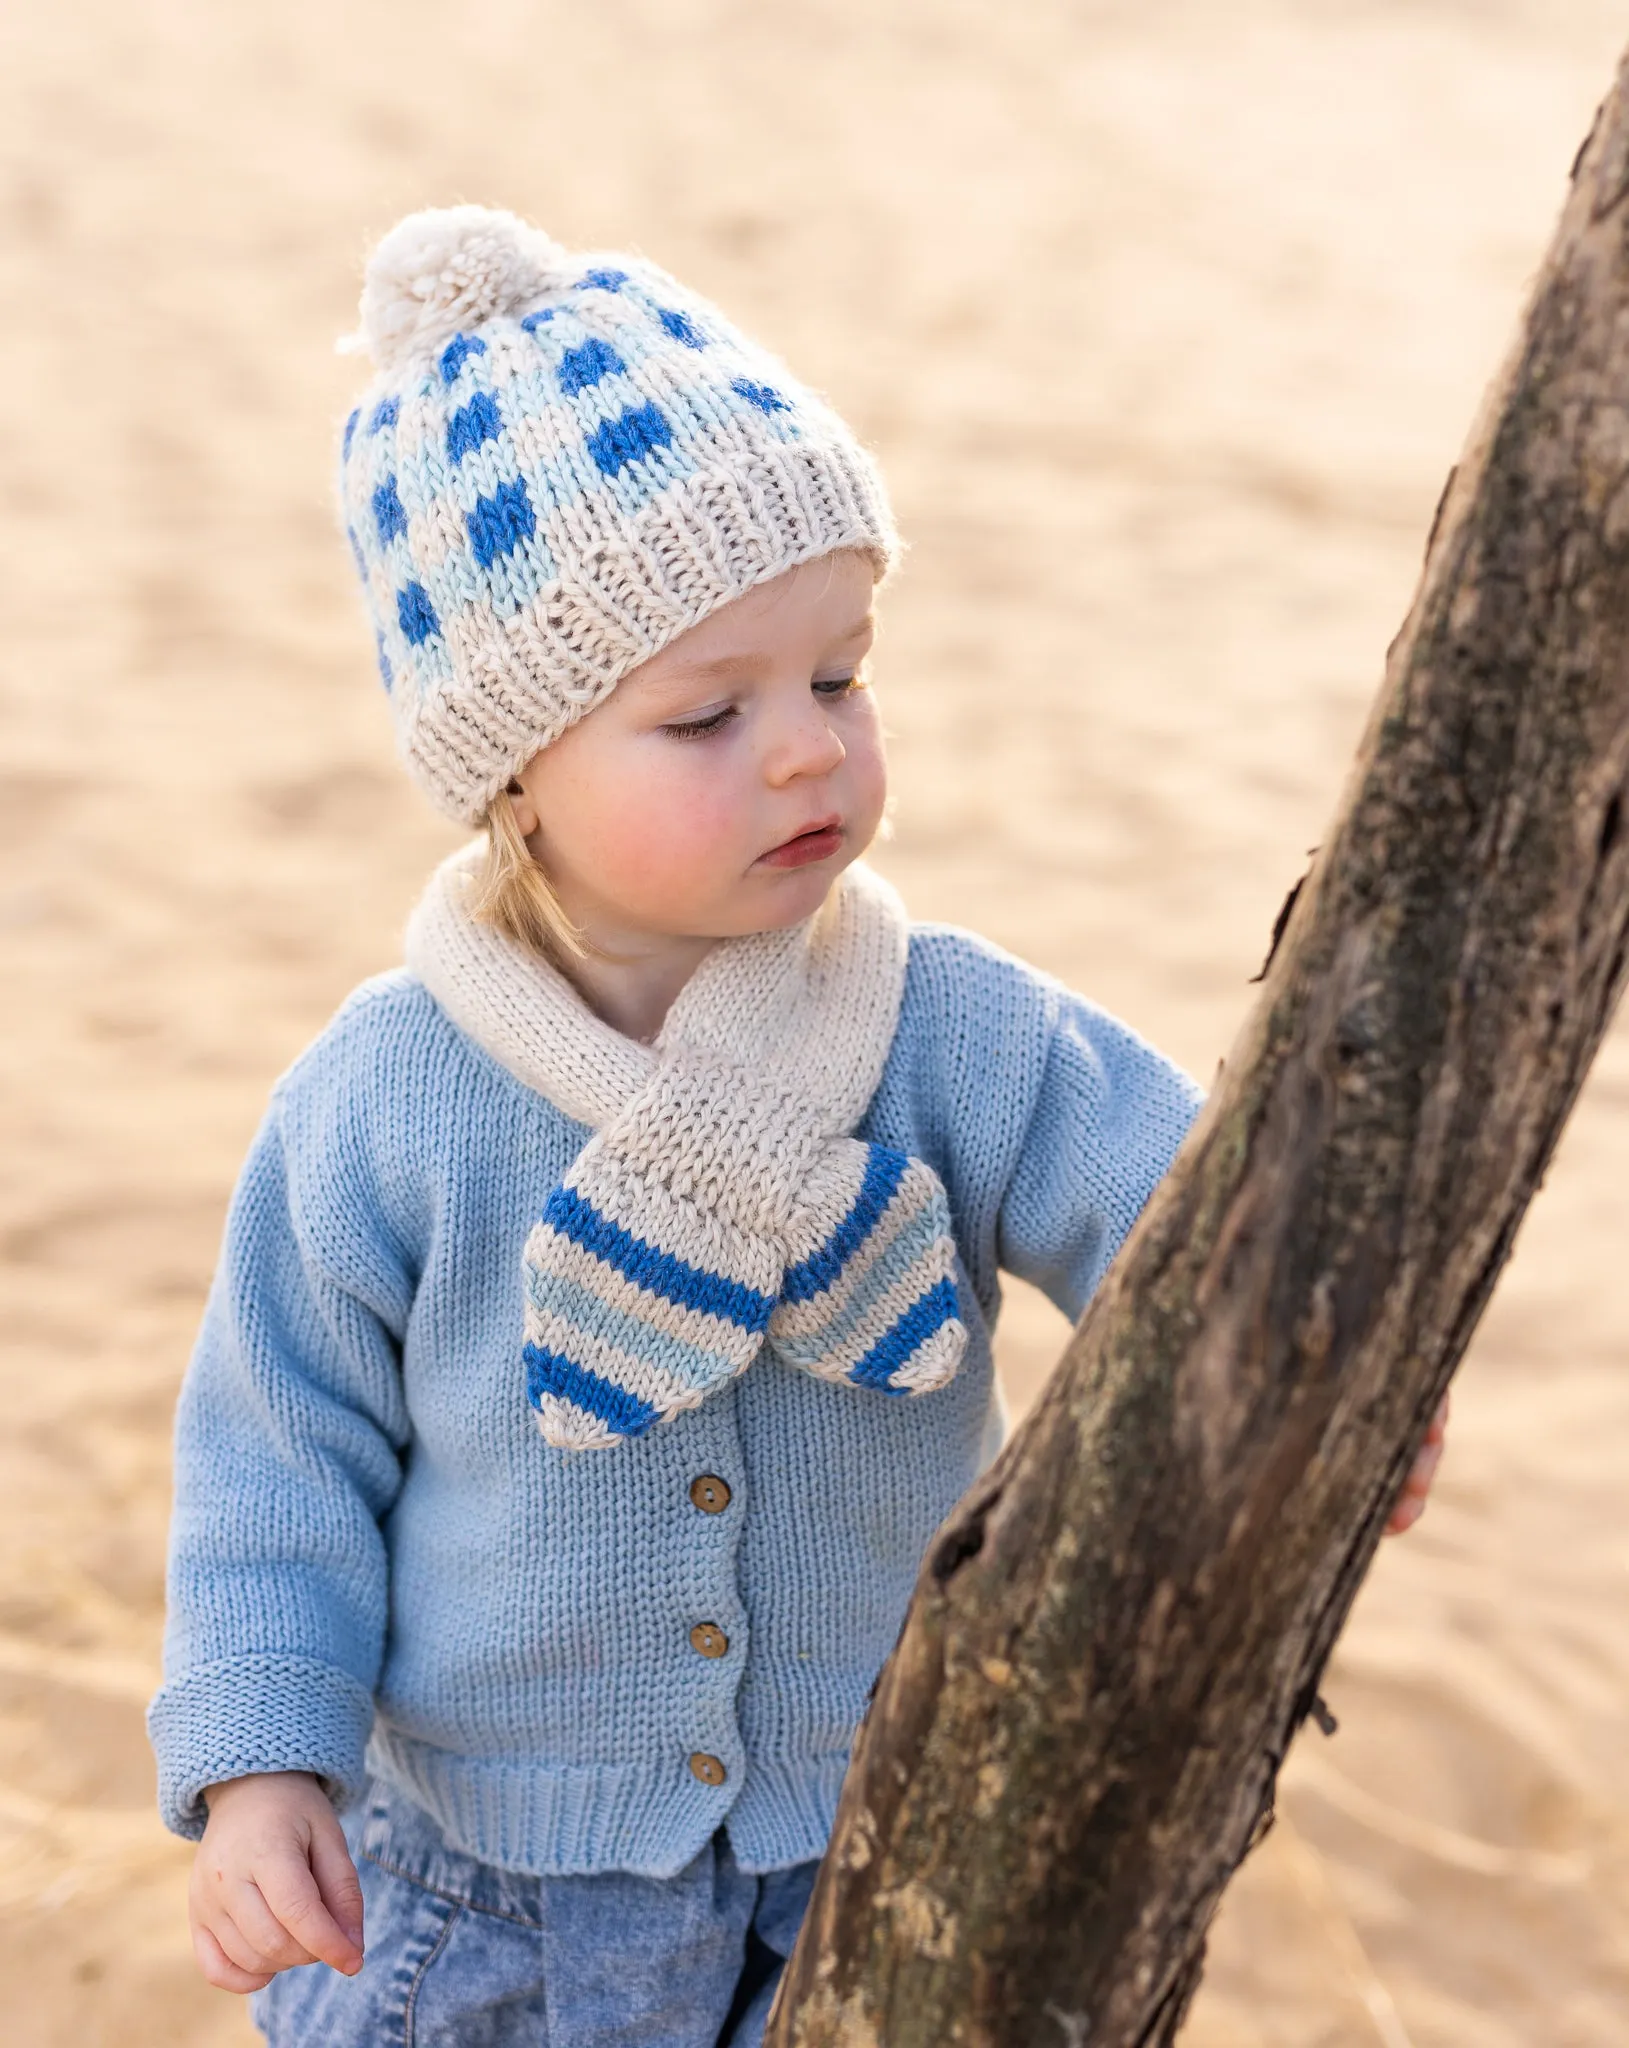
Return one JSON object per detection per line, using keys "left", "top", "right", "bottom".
{"left": 338, "top": 206, "right": 898, "bottom": 823}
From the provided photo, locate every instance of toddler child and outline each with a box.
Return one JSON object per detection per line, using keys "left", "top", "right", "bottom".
{"left": 148, "top": 205, "right": 1441, "bottom": 2047}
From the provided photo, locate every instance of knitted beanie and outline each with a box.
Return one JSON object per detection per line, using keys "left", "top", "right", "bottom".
{"left": 338, "top": 206, "right": 899, "bottom": 824}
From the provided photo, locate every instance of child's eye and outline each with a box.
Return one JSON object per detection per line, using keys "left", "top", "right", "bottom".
{"left": 661, "top": 705, "right": 737, "bottom": 741}
{"left": 813, "top": 672, "right": 860, "bottom": 697}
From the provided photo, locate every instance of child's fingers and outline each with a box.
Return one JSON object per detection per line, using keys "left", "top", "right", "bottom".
{"left": 1407, "top": 1437, "right": 1444, "bottom": 1496}
{"left": 1385, "top": 1426, "right": 1447, "bottom": 1534}
{"left": 257, "top": 1844, "right": 364, "bottom": 1975}
{"left": 307, "top": 1810, "right": 366, "bottom": 1957}
{"left": 222, "top": 1877, "right": 320, "bottom": 1973}
{"left": 207, "top": 1900, "right": 291, "bottom": 1979}
{"left": 193, "top": 1919, "right": 275, "bottom": 1995}
{"left": 1385, "top": 1491, "right": 1426, "bottom": 1536}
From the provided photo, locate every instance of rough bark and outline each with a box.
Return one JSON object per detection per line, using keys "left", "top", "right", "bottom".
{"left": 767, "top": 49, "right": 1629, "bottom": 2048}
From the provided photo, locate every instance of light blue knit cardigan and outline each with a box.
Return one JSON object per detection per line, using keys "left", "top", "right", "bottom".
{"left": 149, "top": 923, "right": 1201, "bottom": 1878}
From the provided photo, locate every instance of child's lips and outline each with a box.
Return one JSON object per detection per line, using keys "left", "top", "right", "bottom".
{"left": 758, "top": 820, "right": 845, "bottom": 869}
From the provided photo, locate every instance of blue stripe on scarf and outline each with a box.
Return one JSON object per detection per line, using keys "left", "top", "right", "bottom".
{"left": 525, "top": 1269, "right": 747, "bottom": 1392}
{"left": 524, "top": 1343, "right": 660, "bottom": 1437}
{"left": 780, "top": 1146, "right": 909, "bottom": 1305}
{"left": 542, "top": 1184, "right": 776, "bottom": 1331}
{"left": 847, "top": 1276, "right": 962, "bottom": 1393}
{"left": 775, "top": 1214, "right": 946, "bottom": 1361}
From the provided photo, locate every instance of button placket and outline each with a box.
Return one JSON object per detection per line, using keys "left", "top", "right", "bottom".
{"left": 683, "top": 1448, "right": 742, "bottom": 1793}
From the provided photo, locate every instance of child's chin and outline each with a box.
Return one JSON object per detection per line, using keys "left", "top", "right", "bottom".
{"left": 707, "top": 867, "right": 844, "bottom": 936}
{"left": 761, "top": 859, "right": 851, "bottom": 918}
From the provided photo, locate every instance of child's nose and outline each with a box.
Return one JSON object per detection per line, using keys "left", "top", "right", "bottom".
{"left": 766, "top": 707, "right": 846, "bottom": 784}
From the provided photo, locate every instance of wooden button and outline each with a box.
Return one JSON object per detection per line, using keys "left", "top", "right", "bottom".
{"left": 690, "top": 1623, "right": 729, "bottom": 1659}
{"left": 688, "top": 1752, "right": 727, "bottom": 1786}
{"left": 689, "top": 1474, "right": 732, "bottom": 1514}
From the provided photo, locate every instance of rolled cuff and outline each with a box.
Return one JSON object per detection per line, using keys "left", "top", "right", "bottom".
{"left": 147, "top": 1653, "right": 375, "bottom": 1840}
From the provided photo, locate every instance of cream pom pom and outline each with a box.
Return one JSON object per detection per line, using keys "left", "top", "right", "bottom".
{"left": 356, "top": 206, "right": 571, "bottom": 372}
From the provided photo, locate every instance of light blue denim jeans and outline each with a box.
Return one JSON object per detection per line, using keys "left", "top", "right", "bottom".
{"left": 251, "top": 1777, "right": 819, "bottom": 2047}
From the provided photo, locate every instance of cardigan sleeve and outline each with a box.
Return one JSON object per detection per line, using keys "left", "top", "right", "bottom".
{"left": 147, "top": 1088, "right": 414, "bottom": 1839}
{"left": 995, "top": 989, "right": 1203, "bottom": 1325}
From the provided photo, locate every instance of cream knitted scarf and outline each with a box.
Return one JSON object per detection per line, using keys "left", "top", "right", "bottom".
{"left": 406, "top": 846, "right": 967, "bottom": 1449}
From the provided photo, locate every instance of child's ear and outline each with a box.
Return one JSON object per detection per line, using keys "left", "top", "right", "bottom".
{"left": 507, "top": 778, "right": 541, "bottom": 839}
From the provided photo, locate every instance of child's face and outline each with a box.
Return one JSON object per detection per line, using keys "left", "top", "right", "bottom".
{"left": 509, "top": 552, "right": 887, "bottom": 943}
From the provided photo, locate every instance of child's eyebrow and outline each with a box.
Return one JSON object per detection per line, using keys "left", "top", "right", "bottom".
{"left": 656, "top": 650, "right": 771, "bottom": 687}
{"left": 650, "top": 613, "right": 876, "bottom": 690}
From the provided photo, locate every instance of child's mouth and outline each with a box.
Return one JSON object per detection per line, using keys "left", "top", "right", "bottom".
{"left": 759, "top": 821, "right": 844, "bottom": 869}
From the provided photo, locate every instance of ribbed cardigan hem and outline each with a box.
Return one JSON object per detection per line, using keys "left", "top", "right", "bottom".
{"left": 369, "top": 1728, "right": 851, "bottom": 1879}
{"left": 725, "top": 1751, "right": 853, "bottom": 1874}
{"left": 148, "top": 1652, "right": 375, "bottom": 1840}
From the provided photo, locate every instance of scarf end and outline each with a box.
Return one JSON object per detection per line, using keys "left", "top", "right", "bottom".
{"left": 884, "top": 1317, "right": 967, "bottom": 1395}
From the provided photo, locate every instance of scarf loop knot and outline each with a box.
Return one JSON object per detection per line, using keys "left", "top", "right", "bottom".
{"left": 407, "top": 848, "right": 967, "bottom": 1449}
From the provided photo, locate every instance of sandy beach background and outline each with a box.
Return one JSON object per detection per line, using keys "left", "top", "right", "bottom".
{"left": 3, "top": 1, "right": 1629, "bottom": 2040}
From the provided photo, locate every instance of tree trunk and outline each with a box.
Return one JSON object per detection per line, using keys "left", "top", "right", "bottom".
{"left": 768, "top": 47, "right": 1629, "bottom": 2048}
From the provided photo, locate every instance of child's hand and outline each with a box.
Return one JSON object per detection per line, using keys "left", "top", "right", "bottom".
{"left": 1384, "top": 1393, "right": 1449, "bottom": 1536}
{"left": 189, "top": 1770, "right": 365, "bottom": 1993}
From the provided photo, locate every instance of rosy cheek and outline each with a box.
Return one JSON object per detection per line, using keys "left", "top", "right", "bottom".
{"left": 845, "top": 704, "right": 889, "bottom": 822}
{"left": 591, "top": 756, "right": 740, "bottom": 896}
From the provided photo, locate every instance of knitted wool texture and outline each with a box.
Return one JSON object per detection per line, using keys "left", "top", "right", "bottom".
{"left": 148, "top": 929, "right": 1206, "bottom": 1873}
{"left": 406, "top": 850, "right": 966, "bottom": 1446}
{"left": 339, "top": 206, "right": 898, "bottom": 824}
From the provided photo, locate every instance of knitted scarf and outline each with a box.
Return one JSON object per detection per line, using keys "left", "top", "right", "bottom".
{"left": 406, "top": 846, "right": 967, "bottom": 1449}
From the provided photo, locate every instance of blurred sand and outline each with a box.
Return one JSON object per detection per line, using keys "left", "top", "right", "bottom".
{"left": 3, "top": 0, "right": 1629, "bottom": 2040}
